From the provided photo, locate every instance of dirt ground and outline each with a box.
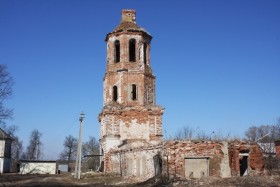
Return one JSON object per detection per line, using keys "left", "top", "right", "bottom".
{"left": 0, "top": 173, "right": 280, "bottom": 187}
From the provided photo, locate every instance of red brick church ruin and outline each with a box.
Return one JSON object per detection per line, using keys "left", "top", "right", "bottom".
{"left": 98, "top": 9, "right": 163, "bottom": 171}
{"left": 99, "top": 9, "right": 265, "bottom": 181}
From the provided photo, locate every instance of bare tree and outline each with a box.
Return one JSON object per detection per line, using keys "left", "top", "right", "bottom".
{"left": 276, "top": 118, "right": 280, "bottom": 140}
{"left": 245, "top": 125, "right": 278, "bottom": 143}
{"left": 171, "top": 126, "right": 238, "bottom": 141}
{"left": 12, "top": 136, "right": 23, "bottom": 160}
{"left": 195, "top": 127, "right": 211, "bottom": 141}
{"left": 257, "top": 125, "right": 273, "bottom": 142}
{"left": 83, "top": 136, "right": 100, "bottom": 171}
{"left": 83, "top": 136, "right": 99, "bottom": 156}
{"left": 0, "top": 124, "right": 23, "bottom": 160}
{"left": 60, "top": 135, "right": 77, "bottom": 162}
{"left": 245, "top": 126, "right": 258, "bottom": 142}
{"left": 0, "top": 65, "right": 14, "bottom": 124}
{"left": 25, "top": 129, "right": 43, "bottom": 160}
{"left": 172, "top": 126, "right": 212, "bottom": 141}
{"left": 173, "top": 126, "right": 194, "bottom": 140}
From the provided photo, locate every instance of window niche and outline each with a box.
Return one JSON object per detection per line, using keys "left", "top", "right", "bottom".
{"left": 114, "top": 40, "right": 120, "bottom": 63}
{"left": 144, "top": 43, "right": 147, "bottom": 64}
{"left": 129, "top": 39, "right": 136, "bottom": 62}
{"left": 113, "top": 86, "right": 118, "bottom": 102}
{"left": 131, "top": 84, "right": 137, "bottom": 100}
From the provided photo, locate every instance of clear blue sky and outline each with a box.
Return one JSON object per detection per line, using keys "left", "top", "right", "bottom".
{"left": 1, "top": 0, "right": 279, "bottom": 159}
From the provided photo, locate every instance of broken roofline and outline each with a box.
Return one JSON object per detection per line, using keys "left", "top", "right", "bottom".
{"left": 0, "top": 127, "right": 14, "bottom": 141}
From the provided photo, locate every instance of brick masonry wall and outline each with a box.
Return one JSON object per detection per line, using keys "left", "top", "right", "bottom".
{"left": 228, "top": 141, "right": 264, "bottom": 176}
{"left": 99, "top": 106, "right": 163, "bottom": 146}
{"left": 163, "top": 141, "right": 225, "bottom": 179}
{"left": 105, "top": 140, "right": 266, "bottom": 181}
{"left": 106, "top": 144, "right": 162, "bottom": 181}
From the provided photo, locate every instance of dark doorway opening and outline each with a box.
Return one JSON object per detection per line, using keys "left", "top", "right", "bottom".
{"left": 239, "top": 150, "right": 249, "bottom": 176}
{"left": 153, "top": 154, "right": 162, "bottom": 175}
{"left": 99, "top": 161, "right": 104, "bottom": 172}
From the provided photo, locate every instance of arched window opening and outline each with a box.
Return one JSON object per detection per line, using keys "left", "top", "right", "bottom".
{"left": 129, "top": 39, "right": 136, "bottom": 62}
{"left": 131, "top": 84, "right": 137, "bottom": 100}
{"left": 144, "top": 43, "right": 147, "bottom": 64}
{"left": 114, "top": 40, "right": 120, "bottom": 63}
{"left": 113, "top": 86, "right": 118, "bottom": 101}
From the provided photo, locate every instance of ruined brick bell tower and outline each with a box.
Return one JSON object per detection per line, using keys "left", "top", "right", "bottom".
{"left": 99, "top": 10, "right": 164, "bottom": 157}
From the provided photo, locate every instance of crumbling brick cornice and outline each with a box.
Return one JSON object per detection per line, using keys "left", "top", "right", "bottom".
{"left": 109, "top": 142, "right": 163, "bottom": 154}
{"left": 105, "top": 22, "right": 152, "bottom": 42}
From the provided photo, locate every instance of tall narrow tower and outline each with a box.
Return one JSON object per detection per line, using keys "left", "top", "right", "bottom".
{"left": 99, "top": 10, "right": 164, "bottom": 156}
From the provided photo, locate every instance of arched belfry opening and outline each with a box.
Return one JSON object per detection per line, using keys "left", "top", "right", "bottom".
{"left": 114, "top": 40, "right": 120, "bottom": 63}
{"left": 129, "top": 39, "right": 136, "bottom": 62}
{"left": 144, "top": 43, "right": 147, "bottom": 64}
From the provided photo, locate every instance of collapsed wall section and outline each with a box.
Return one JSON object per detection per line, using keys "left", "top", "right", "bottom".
{"left": 163, "top": 141, "right": 226, "bottom": 179}
{"left": 228, "top": 141, "right": 264, "bottom": 176}
{"left": 105, "top": 140, "right": 265, "bottom": 181}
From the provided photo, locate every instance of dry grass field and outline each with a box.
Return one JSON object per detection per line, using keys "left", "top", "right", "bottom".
{"left": 0, "top": 173, "right": 280, "bottom": 187}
